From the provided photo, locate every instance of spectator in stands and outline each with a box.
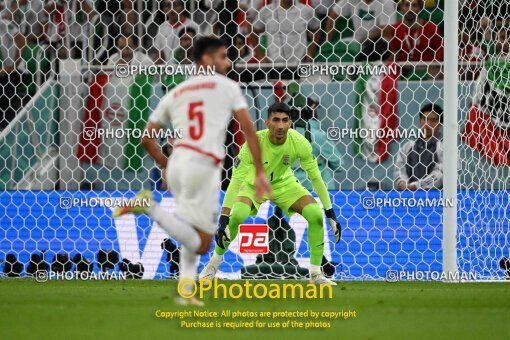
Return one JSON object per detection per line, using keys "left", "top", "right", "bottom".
{"left": 389, "top": 0, "right": 444, "bottom": 79}
{"left": 459, "top": 31, "right": 485, "bottom": 80}
{"left": 458, "top": 2, "right": 503, "bottom": 78}
{"left": 325, "top": 0, "right": 396, "bottom": 54}
{"left": 460, "top": 1, "right": 485, "bottom": 43}
{"left": 311, "top": 0, "right": 337, "bottom": 19}
{"left": 173, "top": 27, "right": 196, "bottom": 65}
{"left": 93, "top": 0, "right": 136, "bottom": 63}
{"left": 193, "top": 0, "right": 218, "bottom": 36}
{"left": 482, "top": 25, "right": 510, "bottom": 57}
{"left": 233, "top": 34, "right": 257, "bottom": 64}
{"left": 394, "top": 103, "right": 443, "bottom": 191}
{"left": 9, "top": 0, "right": 48, "bottom": 70}
{"left": 154, "top": 0, "right": 200, "bottom": 64}
{"left": 0, "top": 1, "right": 17, "bottom": 73}
{"left": 480, "top": 16, "right": 492, "bottom": 42}
{"left": 237, "top": 0, "right": 266, "bottom": 46}
{"left": 213, "top": 0, "right": 240, "bottom": 61}
{"left": 161, "top": 28, "right": 197, "bottom": 93}
{"left": 252, "top": 0, "right": 321, "bottom": 64}
{"left": 108, "top": 35, "right": 153, "bottom": 67}
{"left": 495, "top": 27, "right": 510, "bottom": 55}
{"left": 95, "top": 0, "right": 136, "bottom": 34}
{"left": 0, "top": 1, "right": 37, "bottom": 130}
{"left": 143, "top": 1, "right": 168, "bottom": 56}
{"left": 44, "top": 0, "right": 97, "bottom": 60}
{"left": 460, "top": 1, "right": 510, "bottom": 42}
{"left": 239, "top": 0, "right": 265, "bottom": 23}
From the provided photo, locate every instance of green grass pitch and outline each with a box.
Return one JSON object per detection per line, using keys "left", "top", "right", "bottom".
{"left": 1, "top": 279, "right": 509, "bottom": 340}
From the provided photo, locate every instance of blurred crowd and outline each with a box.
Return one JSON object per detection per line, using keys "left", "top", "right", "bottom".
{"left": 0, "top": 0, "right": 509, "bottom": 130}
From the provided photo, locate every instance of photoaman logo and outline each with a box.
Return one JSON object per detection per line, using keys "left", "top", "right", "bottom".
{"left": 177, "top": 278, "right": 334, "bottom": 300}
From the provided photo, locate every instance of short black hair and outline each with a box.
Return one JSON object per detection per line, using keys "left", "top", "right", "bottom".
{"left": 192, "top": 36, "right": 228, "bottom": 63}
{"left": 179, "top": 27, "right": 197, "bottom": 38}
{"left": 267, "top": 102, "right": 291, "bottom": 118}
{"left": 420, "top": 103, "right": 443, "bottom": 123}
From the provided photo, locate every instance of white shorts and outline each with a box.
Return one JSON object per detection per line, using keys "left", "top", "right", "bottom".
{"left": 165, "top": 147, "right": 221, "bottom": 234}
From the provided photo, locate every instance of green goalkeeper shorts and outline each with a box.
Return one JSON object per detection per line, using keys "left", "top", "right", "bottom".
{"left": 237, "top": 176, "right": 311, "bottom": 216}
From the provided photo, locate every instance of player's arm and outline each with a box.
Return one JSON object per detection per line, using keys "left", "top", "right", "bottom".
{"left": 141, "top": 121, "right": 167, "bottom": 169}
{"left": 300, "top": 137, "right": 342, "bottom": 243}
{"left": 299, "top": 138, "right": 332, "bottom": 210}
{"left": 216, "top": 111, "right": 268, "bottom": 250}
{"left": 234, "top": 108, "right": 271, "bottom": 201}
{"left": 216, "top": 144, "right": 252, "bottom": 249}
{"left": 227, "top": 80, "right": 270, "bottom": 201}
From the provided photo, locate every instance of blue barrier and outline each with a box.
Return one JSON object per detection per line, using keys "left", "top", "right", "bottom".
{"left": 0, "top": 190, "right": 508, "bottom": 279}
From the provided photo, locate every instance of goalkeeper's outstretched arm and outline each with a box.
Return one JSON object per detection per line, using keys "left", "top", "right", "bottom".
{"left": 299, "top": 140, "right": 332, "bottom": 210}
{"left": 299, "top": 137, "right": 342, "bottom": 243}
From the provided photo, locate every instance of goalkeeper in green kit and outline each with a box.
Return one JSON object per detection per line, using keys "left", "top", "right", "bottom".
{"left": 200, "top": 102, "right": 341, "bottom": 285}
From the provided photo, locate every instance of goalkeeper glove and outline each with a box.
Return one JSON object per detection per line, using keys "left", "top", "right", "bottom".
{"left": 325, "top": 208, "right": 342, "bottom": 244}
{"left": 215, "top": 215, "right": 231, "bottom": 249}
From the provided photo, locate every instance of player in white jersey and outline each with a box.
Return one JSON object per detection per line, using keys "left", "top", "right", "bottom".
{"left": 113, "top": 37, "right": 271, "bottom": 305}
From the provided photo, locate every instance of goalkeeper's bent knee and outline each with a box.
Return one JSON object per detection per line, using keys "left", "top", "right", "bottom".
{"left": 301, "top": 203, "right": 324, "bottom": 266}
{"left": 302, "top": 203, "right": 323, "bottom": 225}
{"left": 214, "top": 201, "right": 252, "bottom": 255}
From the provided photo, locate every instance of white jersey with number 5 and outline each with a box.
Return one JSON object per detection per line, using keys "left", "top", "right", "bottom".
{"left": 149, "top": 74, "right": 248, "bottom": 164}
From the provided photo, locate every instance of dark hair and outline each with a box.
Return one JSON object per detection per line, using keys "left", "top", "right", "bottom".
{"left": 179, "top": 27, "right": 197, "bottom": 38}
{"left": 192, "top": 36, "right": 228, "bottom": 62}
{"left": 420, "top": 103, "right": 443, "bottom": 123}
{"left": 267, "top": 102, "right": 291, "bottom": 118}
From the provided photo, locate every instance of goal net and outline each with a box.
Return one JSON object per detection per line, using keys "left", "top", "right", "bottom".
{"left": 457, "top": 1, "right": 510, "bottom": 280}
{"left": 0, "top": 0, "right": 508, "bottom": 281}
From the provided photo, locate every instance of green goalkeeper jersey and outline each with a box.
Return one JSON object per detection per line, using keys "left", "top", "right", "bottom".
{"left": 222, "top": 129, "right": 333, "bottom": 210}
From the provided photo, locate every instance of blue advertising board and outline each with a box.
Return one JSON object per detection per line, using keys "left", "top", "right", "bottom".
{"left": 0, "top": 190, "right": 508, "bottom": 280}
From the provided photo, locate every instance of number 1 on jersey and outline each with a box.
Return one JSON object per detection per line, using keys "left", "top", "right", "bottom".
{"left": 188, "top": 101, "right": 204, "bottom": 140}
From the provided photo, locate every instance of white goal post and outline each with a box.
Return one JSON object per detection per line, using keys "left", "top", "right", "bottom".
{"left": 442, "top": 0, "right": 459, "bottom": 278}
